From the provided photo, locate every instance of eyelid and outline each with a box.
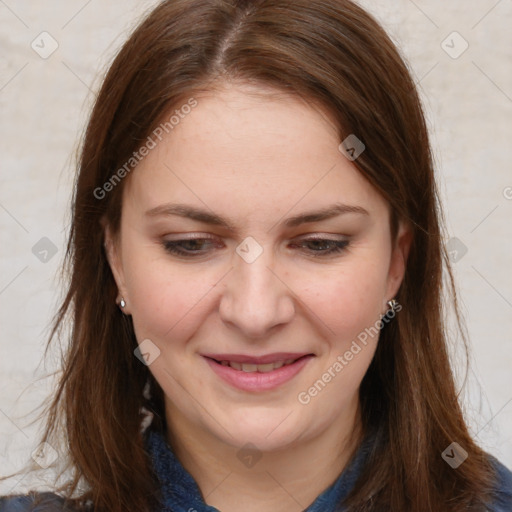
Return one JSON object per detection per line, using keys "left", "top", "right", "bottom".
{"left": 162, "top": 232, "right": 217, "bottom": 240}
{"left": 161, "top": 234, "right": 351, "bottom": 260}
{"left": 290, "top": 236, "right": 349, "bottom": 247}
{"left": 292, "top": 233, "right": 350, "bottom": 245}
{"left": 295, "top": 233, "right": 348, "bottom": 240}
{"left": 161, "top": 233, "right": 347, "bottom": 242}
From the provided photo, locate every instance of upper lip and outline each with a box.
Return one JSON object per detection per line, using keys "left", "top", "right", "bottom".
{"left": 202, "top": 352, "right": 313, "bottom": 364}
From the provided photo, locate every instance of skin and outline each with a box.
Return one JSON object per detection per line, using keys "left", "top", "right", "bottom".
{"left": 105, "top": 81, "right": 411, "bottom": 512}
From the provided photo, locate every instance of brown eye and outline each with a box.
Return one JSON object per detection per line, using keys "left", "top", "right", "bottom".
{"left": 290, "top": 238, "right": 349, "bottom": 257}
{"left": 162, "top": 238, "right": 222, "bottom": 257}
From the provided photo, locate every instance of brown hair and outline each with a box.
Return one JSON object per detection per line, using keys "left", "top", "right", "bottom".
{"left": 3, "top": 0, "right": 499, "bottom": 510}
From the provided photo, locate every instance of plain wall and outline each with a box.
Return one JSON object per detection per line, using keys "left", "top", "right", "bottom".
{"left": 1, "top": 0, "right": 511, "bottom": 494}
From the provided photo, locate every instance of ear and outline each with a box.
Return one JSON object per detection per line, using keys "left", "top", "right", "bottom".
{"left": 385, "top": 220, "right": 412, "bottom": 301}
{"left": 103, "top": 221, "right": 129, "bottom": 309}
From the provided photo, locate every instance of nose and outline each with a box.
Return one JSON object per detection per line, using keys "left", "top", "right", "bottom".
{"left": 219, "top": 247, "right": 295, "bottom": 339}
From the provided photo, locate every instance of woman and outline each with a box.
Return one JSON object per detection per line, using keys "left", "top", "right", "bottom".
{"left": 1, "top": 0, "right": 511, "bottom": 511}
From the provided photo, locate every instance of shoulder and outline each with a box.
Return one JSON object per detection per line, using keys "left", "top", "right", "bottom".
{"left": 488, "top": 456, "right": 512, "bottom": 511}
{"left": 0, "top": 493, "right": 84, "bottom": 512}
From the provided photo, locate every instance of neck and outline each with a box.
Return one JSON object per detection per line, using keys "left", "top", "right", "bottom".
{"left": 165, "top": 398, "right": 363, "bottom": 512}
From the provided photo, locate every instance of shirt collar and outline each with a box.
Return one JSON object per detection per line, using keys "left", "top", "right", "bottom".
{"left": 144, "top": 428, "right": 373, "bottom": 512}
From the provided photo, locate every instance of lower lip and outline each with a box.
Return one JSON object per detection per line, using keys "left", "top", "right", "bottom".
{"left": 204, "top": 355, "right": 314, "bottom": 392}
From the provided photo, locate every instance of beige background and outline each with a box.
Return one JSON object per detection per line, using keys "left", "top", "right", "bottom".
{"left": 1, "top": 0, "right": 511, "bottom": 494}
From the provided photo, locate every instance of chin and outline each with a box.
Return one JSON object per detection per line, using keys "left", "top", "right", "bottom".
{"left": 211, "top": 406, "right": 306, "bottom": 452}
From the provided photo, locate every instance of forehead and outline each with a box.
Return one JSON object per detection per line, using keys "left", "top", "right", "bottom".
{"left": 123, "top": 83, "right": 387, "bottom": 220}
{"left": 163, "top": 83, "right": 339, "bottom": 165}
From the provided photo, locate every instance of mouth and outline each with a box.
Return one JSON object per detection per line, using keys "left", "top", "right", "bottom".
{"left": 201, "top": 352, "right": 315, "bottom": 391}
{"left": 208, "top": 355, "right": 310, "bottom": 373}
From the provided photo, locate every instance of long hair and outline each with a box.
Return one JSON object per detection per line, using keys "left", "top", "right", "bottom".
{"left": 10, "top": 0, "right": 499, "bottom": 510}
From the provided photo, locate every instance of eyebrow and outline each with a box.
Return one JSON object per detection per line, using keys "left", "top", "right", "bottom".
{"left": 145, "top": 202, "right": 369, "bottom": 231}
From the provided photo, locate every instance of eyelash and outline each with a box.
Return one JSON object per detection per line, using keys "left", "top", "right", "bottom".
{"left": 161, "top": 237, "right": 349, "bottom": 258}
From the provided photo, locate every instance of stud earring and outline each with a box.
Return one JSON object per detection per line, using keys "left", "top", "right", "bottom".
{"left": 379, "top": 298, "right": 400, "bottom": 328}
{"left": 386, "top": 299, "right": 398, "bottom": 313}
{"left": 119, "top": 298, "right": 126, "bottom": 309}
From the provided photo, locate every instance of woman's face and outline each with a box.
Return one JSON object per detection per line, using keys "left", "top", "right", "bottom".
{"left": 106, "top": 83, "right": 409, "bottom": 452}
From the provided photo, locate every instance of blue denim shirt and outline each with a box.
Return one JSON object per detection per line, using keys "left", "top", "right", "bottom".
{"left": 143, "top": 429, "right": 512, "bottom": 512}
{"left": 1, "top": 429, "right": 511, "bottom": 511}
{"left": 143, "top": 428, "right": 374, "bottom": 512}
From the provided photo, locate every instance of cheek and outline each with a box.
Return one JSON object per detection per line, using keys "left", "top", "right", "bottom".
{"left": 123, "top": 251, "right": 219, "bottom": 343}
{"left": 297, "top": 258, "right": 389, "bottom": 341}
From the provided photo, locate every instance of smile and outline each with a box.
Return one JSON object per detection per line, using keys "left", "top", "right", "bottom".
{"left": 202, "top": 353, "right": 314, "bottom": 391}
{"left": 217, "top": 358, "right": 300, "bottom": 372}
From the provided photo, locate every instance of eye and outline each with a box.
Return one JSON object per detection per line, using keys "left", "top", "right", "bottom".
{"left": 290, "top": 237, "right": 349, "bottom": 257}
{"left": 162, "top": 237, "right": 222, "bottom": 257}
{"left": 161, "top": 235, "right": 350, "bottom": 259}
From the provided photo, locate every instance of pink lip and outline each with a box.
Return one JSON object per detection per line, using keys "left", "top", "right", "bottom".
{"left": 203, "top": 354, "right": 314, "bottom": 392}
{"left": 201, "top": 352, "right": 310, "bottom": 364}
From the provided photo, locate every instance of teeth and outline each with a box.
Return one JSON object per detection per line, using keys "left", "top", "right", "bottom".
{"left": 254, "top": 363, "right": 275, "bottom": 373}
{"left": 219, "top": 358, "right": 300, "bottom": 372}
